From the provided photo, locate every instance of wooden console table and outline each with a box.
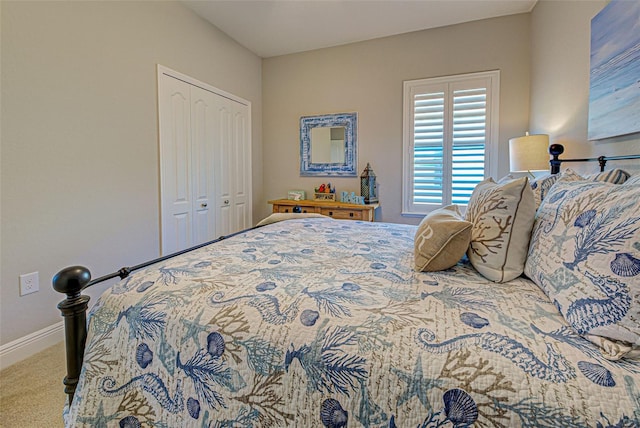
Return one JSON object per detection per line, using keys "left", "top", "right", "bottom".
{"left": 268, "top": 199, "right": 379, "bottom": 222}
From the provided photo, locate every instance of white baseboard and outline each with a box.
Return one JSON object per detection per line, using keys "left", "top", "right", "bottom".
{"left": 0, "top": 321, "right": 64, "bottom": 370}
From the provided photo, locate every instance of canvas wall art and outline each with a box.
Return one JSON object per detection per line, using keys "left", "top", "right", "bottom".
{"left": 588, "top": 0, "right": 640, "bottom": 140}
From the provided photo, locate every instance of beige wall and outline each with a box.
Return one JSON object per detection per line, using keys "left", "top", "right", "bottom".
{"left": 262, "top": 14, "right": 531, "bottom": 224}
{"left": 0, "top": 1, "right": 262, "bottom": 345}
{"left": 530, "top": 0, "right": 640, "bottom": 173}
{"left": 4, "top": 0, "right": 639, "bottom": 352}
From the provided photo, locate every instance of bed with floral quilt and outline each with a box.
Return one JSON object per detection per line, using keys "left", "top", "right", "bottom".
{"left": 61, "top": 167, "right": 640, "bottom": 428}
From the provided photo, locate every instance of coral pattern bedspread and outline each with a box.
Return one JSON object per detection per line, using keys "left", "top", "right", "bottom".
{"left": 67, "top": 218, "right": 640, "bottom": 427}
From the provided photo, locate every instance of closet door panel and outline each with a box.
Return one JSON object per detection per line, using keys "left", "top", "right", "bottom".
{"left": 214, "top": 102, "right": 234, "bottom": 236}
{"left": 232, "top": 109, "right": 251, "bottom": 231}
{"left": 159, "top": 75, "right": 192, "bottom": 254}
{"left": 190, "top": 87, "right": 216, "bottom": 246}
{"left": 172, "top": 213, "right": 191, "bottom": 253}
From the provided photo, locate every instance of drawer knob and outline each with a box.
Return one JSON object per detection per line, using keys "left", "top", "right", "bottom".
{"left": 349, "top": 212, "right": 354, "bottom": 217}
{"left": 293, "top": 206, "right": 302, "bottom": 213}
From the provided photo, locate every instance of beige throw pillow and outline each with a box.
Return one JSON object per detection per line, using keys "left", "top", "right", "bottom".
{"left": 414, "top": 205, "right": 472, "bottom": 272}
{"left": 465, "top": 177, "right": 536, "bottom": 282}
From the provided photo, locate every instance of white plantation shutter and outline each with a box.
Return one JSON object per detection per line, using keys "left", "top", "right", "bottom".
{"left": 452, "top": 87, "right": 486, "bottom": 204}
{"left": 413, "top": 89, "right": 446, "bottom": 205}
{"left": 403, "top": 71, "right": 499, "bottom": 215}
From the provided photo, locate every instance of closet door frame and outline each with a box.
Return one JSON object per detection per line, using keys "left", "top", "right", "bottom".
{"left": 157, "top": 64, "right": 252, "bottom": 255}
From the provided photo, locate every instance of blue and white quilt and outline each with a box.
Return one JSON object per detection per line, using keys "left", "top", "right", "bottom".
{"left": 67, "top": 218, "right": 640, "bottom": 427}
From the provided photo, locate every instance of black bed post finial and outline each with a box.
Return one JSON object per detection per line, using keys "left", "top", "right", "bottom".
{"left": 52, "top": 266, "right": 92, "bottom": 405}
{"left": 598, "top": 156, "right": 607, "bottom": 172}
{"left": 549, "top": 144, "right": 564, "bottom": 175}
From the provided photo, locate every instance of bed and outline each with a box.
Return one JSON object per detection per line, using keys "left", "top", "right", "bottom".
{"left": 53, "top": 146, "right": 640, "bottom": 427}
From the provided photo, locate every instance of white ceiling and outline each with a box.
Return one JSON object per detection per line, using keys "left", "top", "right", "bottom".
{"left": 183, "top": 0, "right": 537, "bottom": 58}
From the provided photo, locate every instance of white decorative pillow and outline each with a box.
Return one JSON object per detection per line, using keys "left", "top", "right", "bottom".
{"left": 414, "top": 205, "right": 472, "bottom": 272}
{"left": 465, "top": 176, "right": 536, "bottom": 282}
{"left": 525, "top": 179, "right": 640, "bottom": 359}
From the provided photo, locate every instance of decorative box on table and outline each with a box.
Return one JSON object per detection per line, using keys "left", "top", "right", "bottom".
{"left": 287, "top": 190, "right": 306, "bottom": 201}
{"left": 314, "top": 193, "right": 336, "bottom": 201}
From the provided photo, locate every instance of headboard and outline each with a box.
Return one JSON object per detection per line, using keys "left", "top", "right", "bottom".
{"left": 549, "top": 144, "right": 640, "bottom": 174}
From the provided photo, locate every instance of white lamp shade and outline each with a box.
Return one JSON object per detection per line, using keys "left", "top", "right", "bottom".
{"left": 509, "top": 134, "right": 550, "bottom": 172}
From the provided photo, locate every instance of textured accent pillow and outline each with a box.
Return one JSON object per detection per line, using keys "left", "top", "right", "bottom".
{"left": 585, "top": 168, "right": 630, "bottom": 184}
{"left": 465, "top": 177, "right": 536, "bottom": 282}
{"left": 414, "top": 205, "right": 472, "bottom": 272}
{"left": 525, "top": 179, "right": 640, "bottom": 359}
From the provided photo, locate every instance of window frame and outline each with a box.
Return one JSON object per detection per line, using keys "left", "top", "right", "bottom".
{"left": 402, "top": 70, "right": 500, "bottom": 216}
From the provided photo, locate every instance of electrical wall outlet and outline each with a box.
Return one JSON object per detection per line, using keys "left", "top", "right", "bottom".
{"left": 19, "top": 272, "right": 39, "bottom": 296}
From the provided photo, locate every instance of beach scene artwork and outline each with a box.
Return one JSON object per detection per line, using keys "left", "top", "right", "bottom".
{"left": 588, "top": 0, "right": 640, "bottom": 140}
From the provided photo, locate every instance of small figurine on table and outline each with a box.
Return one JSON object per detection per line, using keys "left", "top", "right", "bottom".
{"left": 315, "top": 183, "right": 335, "bottom": 194}
{"left": 314, "top": 183, "right": 336, "bottom": 201}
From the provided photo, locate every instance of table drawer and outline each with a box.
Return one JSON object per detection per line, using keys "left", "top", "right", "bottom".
{"left": 275, "top": 205, "right": 315, "bottom": 214}
{"left": 268, "top": 199, "right": 378, "bottom": 222}
{"left": 320, "top": 208, "right": 363, "bottom": 220}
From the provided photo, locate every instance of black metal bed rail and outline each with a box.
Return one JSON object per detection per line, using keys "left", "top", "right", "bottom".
{"left": 52, "top": 226, "right": 259, "bottom": 405}
{"left": 549, "top": 144, "right": 640, "bottom": 174}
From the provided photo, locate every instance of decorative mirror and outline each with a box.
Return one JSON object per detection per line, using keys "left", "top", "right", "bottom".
{"left": 300, "top": 112, "right": 357, "bottom": 176}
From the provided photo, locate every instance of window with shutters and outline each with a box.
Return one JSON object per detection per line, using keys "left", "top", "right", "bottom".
{"left": 402, "top": 71, "right": 499, "bottom": 215}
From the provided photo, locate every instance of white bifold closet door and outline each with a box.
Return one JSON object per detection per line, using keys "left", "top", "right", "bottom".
{"left": 158, "top": 69, "right": 251, "bottom": 255}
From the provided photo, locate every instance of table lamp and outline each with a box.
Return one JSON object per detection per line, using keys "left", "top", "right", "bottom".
{"left": 509, "top": 132, "right": 550, "bottom": 175}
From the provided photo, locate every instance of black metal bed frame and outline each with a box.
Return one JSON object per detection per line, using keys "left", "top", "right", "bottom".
{"left": 549, "top": 143, "right": 640, "bottom": 174}
{"left": 52, "top": 227, "right": 258, "bottom": 405}
{"left": 52, "top": 144, "right": 639, "bottom": 405}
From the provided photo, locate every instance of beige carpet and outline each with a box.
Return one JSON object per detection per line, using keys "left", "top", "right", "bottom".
{"left": 0, "top": 341, "right": 66, "bottom": 427}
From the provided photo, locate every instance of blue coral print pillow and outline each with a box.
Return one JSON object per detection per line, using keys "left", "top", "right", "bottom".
{"left": 529, "top": 169, "right": 583, "bottom": 209}
{"left": 529, "top": 168, "right": 629, "bottom": 210}
{"left": 525, "top": 178, "right": 640, "bottom": 359}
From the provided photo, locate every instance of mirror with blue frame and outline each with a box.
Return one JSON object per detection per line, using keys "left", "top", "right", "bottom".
{"left": 300, "top": 112, "right": 357, "bottom": 176}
